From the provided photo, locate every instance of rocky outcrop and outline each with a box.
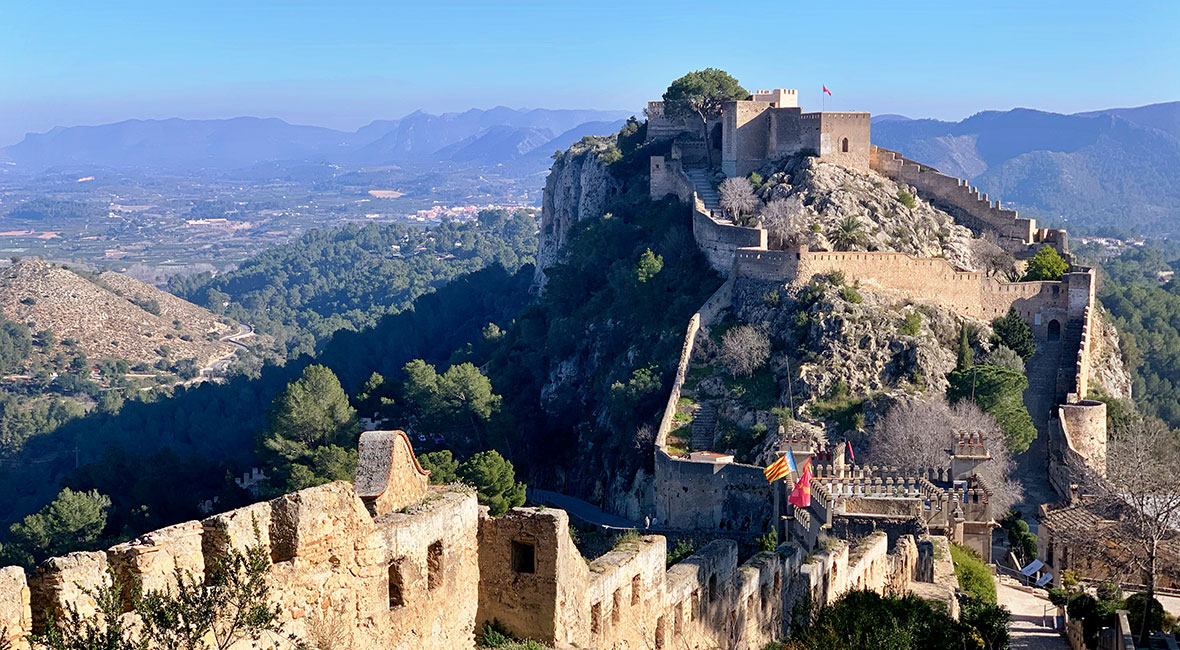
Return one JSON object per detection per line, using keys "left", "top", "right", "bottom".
{"left": 1091, "top": 310, "right": 1133, "bottom": 400}
{"left": 754, "top": 157, "right": 1008, "bottom": 273}
{"left": 532, "top": 138, "right": 621, "bottom": 292}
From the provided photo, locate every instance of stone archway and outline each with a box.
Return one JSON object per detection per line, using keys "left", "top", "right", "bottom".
{"left": 1048, "top": 319, "right": 1061, "bottom": 342}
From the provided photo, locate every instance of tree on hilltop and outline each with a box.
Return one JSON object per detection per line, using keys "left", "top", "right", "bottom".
{"left": 1023, "top": 244, "right": 1069, "bottom": 281}
{"left": 459, "top": 450, "right": 526, "bottom": 516}
{"left": 0, "top": 487, "right": 111, "bottom": 568}
{"left": 663, "top": 68, "right": 748, "bottom": 165}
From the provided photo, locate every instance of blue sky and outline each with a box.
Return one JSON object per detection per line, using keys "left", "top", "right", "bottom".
{"left": 1, "top": 0, "right": 1177, "bottom": 145}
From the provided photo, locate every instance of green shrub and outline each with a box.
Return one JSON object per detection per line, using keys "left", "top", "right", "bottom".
{"left": 840, "top": 285, "right": 863, "bottom": 304}
{"left": 950, "top": 542, "right": 996, "bottom": 604}
{"left": 896, "top": 189, "right": 917, "bottom": 210}
{"left": 1022, "top": 245, "right": 1068, "bottom": 281}
{"left": 899, "top": 311, "right": 921, "bottom": 336}
{"left": 667, "top": 538, "right": 695, "bottom": 567}
{"left": 762, "top": 290, "right": 780, "bottom": 307}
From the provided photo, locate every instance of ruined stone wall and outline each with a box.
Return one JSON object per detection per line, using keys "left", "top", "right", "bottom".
{"left": 645, "top": 101, "right": 700, "bottom": 142}
{"left": 870, "top": 146, "right": 1067, "bottom": 256}
{"left": 0, "top": 566, "right": 30, "bottom": 650}
{"left": 649, "top": 155, "right": 694, "bottom": 203}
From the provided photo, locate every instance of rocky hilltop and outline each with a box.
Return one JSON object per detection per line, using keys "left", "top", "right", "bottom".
{"left": 0, "top": 260, "right": 236, "bottom": 371}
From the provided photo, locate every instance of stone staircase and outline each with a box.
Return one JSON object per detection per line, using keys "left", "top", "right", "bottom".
{"left": 1057, "top": 321, "right": 1085, "bottom": 397}
{"left": 690, "top": 403, "right": 718, "bottom": 451}
{"left": 684, "top": 168, "right": 721, "bottom": 213}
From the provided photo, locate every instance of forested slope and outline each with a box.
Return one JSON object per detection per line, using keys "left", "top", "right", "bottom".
{"left": 169, "top": 211, "right": 537, "bottom": 358}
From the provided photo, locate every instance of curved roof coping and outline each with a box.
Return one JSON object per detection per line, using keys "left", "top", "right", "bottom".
{"left": 354, "top": 430, "right": 430, "bottom": 498}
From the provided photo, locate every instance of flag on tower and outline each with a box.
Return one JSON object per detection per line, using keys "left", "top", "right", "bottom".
{"left": 823, "top": 85, "right": 832, "bottom": 96}
{"left": 785, "top": 449, "right": 798, "bottom": 474}
{"left": 763, "top": 454, "right": 791, "bottom": 484}
{"left": 788, "top": 457, "right": 813, "bottom": 508}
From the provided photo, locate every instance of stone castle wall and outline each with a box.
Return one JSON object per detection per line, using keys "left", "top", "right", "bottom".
{"left": 693, "top": 204, "right": 767, "bottom": 275}
{"left": 870, "top": 146, "right": 1068, "bottom": 256}
{"left": 734, "top": 246, "right": 1091, "bottom": 338}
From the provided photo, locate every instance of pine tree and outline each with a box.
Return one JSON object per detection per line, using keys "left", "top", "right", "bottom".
{"left": 956, "top": 325, "right": 974, "bottom": 370}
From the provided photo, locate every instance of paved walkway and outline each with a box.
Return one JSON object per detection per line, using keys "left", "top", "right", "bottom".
{"left": 997, "top": 579, "right": 1069, "bottom": 650}
{"left": 1014, "top": 340, "right": 1064, "bottom": 535}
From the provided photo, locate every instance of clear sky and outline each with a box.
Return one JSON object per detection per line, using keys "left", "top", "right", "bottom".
{"left": 1, "top": 0, "right": 1177, "bottom": 146}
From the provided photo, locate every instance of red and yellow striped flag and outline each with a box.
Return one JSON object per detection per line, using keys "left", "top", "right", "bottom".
{"left": 788, "top": 458, "right": 813, "bottom": 508}
{"left": 764, "top": 454, "right": 791, "bottom": 483}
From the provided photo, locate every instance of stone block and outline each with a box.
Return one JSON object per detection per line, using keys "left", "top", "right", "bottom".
{"left": 27, "top": 551, "right": 108, "bottom": 632}
{"left": 0, "top": 566, "right": 31, "bottom": 649}
{"left": 107, "top": 520, "right": 205, "bottom": 599}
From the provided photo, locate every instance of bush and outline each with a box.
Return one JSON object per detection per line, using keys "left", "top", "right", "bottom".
{"left": 899, "top": 311, "right": 921, "bottom": 336}
{"left": 667, "top": 538, "right": 695, "bottom": 567}
{"left": 950, "top": 542, "right": 996, "bottom": 604}
{"left": 947, "top": 365, "right": 1036, "bottom": 453}
{"left": 896, "top": 189, "right": 917, "bottom": 210}
{"left": 840, "top": 285, "right": 863, "bottom": 304}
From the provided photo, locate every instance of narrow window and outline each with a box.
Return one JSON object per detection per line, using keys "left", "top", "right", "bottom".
{"left": 675, "top": 601, "right": 684, "bottom": 635}
{"left": 841, "top": 138, "right": 850, "bottom": 153}
{"left": 690, "top": 589, "right": 699, "bottom": 620}
{"left": 746, "top": 593, "right": 754, "bottom": 614}
{"left": 631, "top": 574, "right": 642, "bottom": 605}
{"left": 655, "top": 615, "right": 666, "bottom": 649}
{"left": 388, "top": 559, "right": 405, "bottom": 609}
{"left": 426, "top": 540, "right": 443, "bottom": 590}
{"left": 708, "top": 574, "right": 718, "bottom": 602}
{"left": 612, "top": 588, "right": 622, "bottom": 624}
{"left": 591, "top": 602, "right": 601, "bottom": 634}
{"left": 511, "top": 540, "right": 535, "bottom": 574}
{"left": 773, "top": 572, "right": 781, "bottom": 598}
{"left": 760, "top": 581, "right": 770, "bottom": 609}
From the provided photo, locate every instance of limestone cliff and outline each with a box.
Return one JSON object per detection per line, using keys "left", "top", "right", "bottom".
{"left": 532, "top": 137, "right": 621, "bottom": 292}
{"left": 1091, "top": 310, "right": 1133, "bottom": 400}
{"left": 754, "top": 157, "right": 1008, "bottom": 273}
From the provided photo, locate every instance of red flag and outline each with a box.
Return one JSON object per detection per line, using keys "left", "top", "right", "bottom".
{"left": 788, "top": 458, "right": 812, "bottom": 508}
{"left": 846, "top": 440, "right": 855, "bottom": 463}
{"left": 823, "top": 85, "right": 832, "bottom": 96}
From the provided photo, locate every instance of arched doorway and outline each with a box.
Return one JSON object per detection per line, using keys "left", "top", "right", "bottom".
{"left": 841, "top": 137, "right": 850, "bottom": 153}
{"left": 1048, "top": 319, "right": 1061, "bottom": 341}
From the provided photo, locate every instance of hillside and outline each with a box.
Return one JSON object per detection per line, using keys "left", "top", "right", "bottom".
{"left": 872, "top": 103, "right": 1180, "bottom": 235}
{"left": 0, "top": 260, "right": 236, "bottom": 372}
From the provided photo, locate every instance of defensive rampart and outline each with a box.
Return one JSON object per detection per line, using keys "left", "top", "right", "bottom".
{"left": 734, "top": 246, "right": 1090, "bottom": 335}
{"left": 870, "top": 146, "right": 1068, "bottom": 256}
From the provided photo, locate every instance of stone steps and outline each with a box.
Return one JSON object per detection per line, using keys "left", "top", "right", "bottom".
{"left": 684, "top": 169, "right": 722, "bottom": 212}
{"left": 690, "top": 403, "right": 718, "bottom": 451}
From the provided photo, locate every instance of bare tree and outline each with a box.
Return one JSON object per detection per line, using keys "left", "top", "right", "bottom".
{"left": 719, "top": 177, "right": 759, "bottom": 221}
{"left": 760, "top": 198, "right": 804, "bottom": 249}
{"left": 869, "top": 398, "right": 1023, "bottom": 513}
{"left": 869, "top": 398, "right": 956, "bottom": 470}
{"left": 953, "top": 401, "right": 1023, "bottom": 514}
{"left": 718, "top": 325, "right": 770, "bottom": 377}
{"left": 1066, "top": 420, "right": 1180, "bottom": 646}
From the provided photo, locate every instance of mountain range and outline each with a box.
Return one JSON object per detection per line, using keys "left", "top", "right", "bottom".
{"left": 6, "top": 101, "right": 1180, "bottom": 235}
{"left": 872, "top": 101, "right": 1180, "bottom": 235}
{"left": 0, "top": 107, "right": 632, "bottom": 175}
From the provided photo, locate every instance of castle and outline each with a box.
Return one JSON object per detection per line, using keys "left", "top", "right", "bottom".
{"left": 644, "top": 86, "right": 1109, "bottom": 586}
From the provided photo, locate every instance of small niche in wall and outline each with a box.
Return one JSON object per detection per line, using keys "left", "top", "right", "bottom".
{"left": 427, "top": 540, "right": 443, "bottom": 590}
{"left": 591, "top": 602, "right": 601, "bottom": 634}
{"left": 388, "top": 558, "right": 406, "bottom": 609}
{"left": 511, "top": 539, "right": 535, "bottom": 574}
{"left": 631, "top": 574, "right": 642, "bottom": 605}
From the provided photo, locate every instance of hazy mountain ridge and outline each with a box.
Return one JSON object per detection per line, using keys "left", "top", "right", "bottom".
{"left": 1, "top": 107, "right": 632, "bottom": 173}
{"left": 872, "top": 102, "right": 1180, "bottom": 233}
